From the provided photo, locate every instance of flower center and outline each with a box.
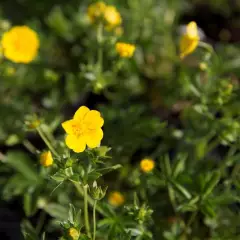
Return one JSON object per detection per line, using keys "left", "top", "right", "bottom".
{"left": 72, "top": 124, "right": 85, "bottom": 137}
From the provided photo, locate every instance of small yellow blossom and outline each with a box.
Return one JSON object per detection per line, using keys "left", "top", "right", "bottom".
{"left": 62, "top": 106, "right": 104, "bottom": 153}
{"left": 87, "top": 1, "right": 106, "bottom": 23}
{"left": 108, "top": 191, "right": 125, "bottom": 207}
{"left": 199, "top": 62, "right": 208, "bottom": 71}
{"left": 68, "top": 228, "right": 80, "bottom": 240}
{"left": 40, "top": 151, "right": 53, "bottom": 167}
{"left": 1, "top": 26, "right": 39, "bottom": 63}
{"left": 104, "top": 6, "right": 122, "bottom": 28}
{"left": 180, "top": 21, "right": 199, "bottom": 59}
{"left": 116, "top": 42, "right": 136, "bottom": 58}
{"left": 140, "top": 158, "right": 155, "bottom": 173}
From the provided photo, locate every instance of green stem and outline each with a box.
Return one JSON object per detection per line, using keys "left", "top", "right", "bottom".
{"left": 37, "top": 127, "right": 60, "bottom": 158}
{"left": 198, "top": 41, "right": 214, "bottom": 54}
{"left": 83, "top": 185, "right": 91, "bottom": 238}
{"left": 181, "top": 211, "right": 198, "bottom": 238}
{"left": 36, "top": 211, "right": 46, "bottom": 234}
{"left": 93, "top": 200, "right": 97, "bottom": 240}
{"left": 23, "top": 140, "right": 38, "bottom": 154}
{"left": 73, "top": 182, "right": 106, "bottom": 216}
{"left": 97, "top": 22, "right": 103, "bottom": 74}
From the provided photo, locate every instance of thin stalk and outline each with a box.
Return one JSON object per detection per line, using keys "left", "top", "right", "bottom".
{"left": 37, "top": 127, "right": 60, "bottom": 158}
{"left": 181, "top": 211, "right": 198, "bottom": 238}
{"left": 97, "top": 22, "right": 103, "bottom": 74}
{"left": 72, "top": 182, "right": 107, "bottom": 217}
{"left": 36, "top": 211, "right": 46, "bottom": 234}
{"left": 23, "top": 140, "right": 38, "bottom": 154}
{"left": 83, "top": 185, "right": 91, "bottom": 238}
{"left": 93, "top": 200, "right": 97, "bottom": 240}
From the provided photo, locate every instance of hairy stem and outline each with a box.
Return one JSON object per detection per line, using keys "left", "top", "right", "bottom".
{"left": 37, "top": 127, "right": 59, "bottom": 158}
{"left": 83, "top": 185, "right": 91, "bottom": 238}
{"left": 93, "top": 200, "right": 97, "bottom": 240}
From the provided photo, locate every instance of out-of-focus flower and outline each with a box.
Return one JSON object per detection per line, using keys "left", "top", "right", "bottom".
{"left": 179, "top": 21, "right": 199, "bottom": 59}
{"left": 116, "top": 42, "right": 136, "bottom": 58}
{"left": 87, "top": 1, "right": 106, "bottom": 23}
{"left": 40, "top": 151, "right": 53, "bottom": 167}
{"left": 104, "top": 6, "right": 122, "bottom": 28}
{"left": 25, "top": 118, "right": 41, "bottom": 130}
{"left": 199, "top": 62, "right": 208, "bottom": 71}
{"left": 1, "top": 26, "right": 40, "bottom": 63}
{"left": 114, "top": 26, "right": 124, "bottom": 36}
{"left": 68, "top": 228, "right": 80, "bottom": 240}
{"left": 108, "top": 191, "right": 125, "bottom": 207}
{"left": 62, "top": 106, "right": 104, "bottom": 153}
{"left": 140, "top": 158, "right": 155, "bottom": 173}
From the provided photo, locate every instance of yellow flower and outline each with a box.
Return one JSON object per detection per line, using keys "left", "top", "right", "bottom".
{"left": 116, "top": 42, "right": 136, "bottom": 58}
{"left": 104, "top": 6, "right": 122, "bottom": 28}
{"left": 68, "top": 228, "right": 80, "bottom": 240}
{"left": 62, "top": 106, "right": 104, "bottom": 153}
{"left": 1, "top": 26, "right": 39, "bottom": 63}
{"left": 140, "top": 158, "right": 155, "bottom": 173}
{"left": 40, "top": 151, "right": 53, "bottom": 167}
{"left": 108, "top": 191, "right": 125, "bottom": 207}
{"left": 87, "top": 1, "right": 106, "bottom": 24}
{"left": 179, "top": 21, "right": 199, "bottom": 59}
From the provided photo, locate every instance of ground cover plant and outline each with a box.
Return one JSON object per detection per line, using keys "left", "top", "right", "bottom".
{"left": 0, "top": 0, "right": 240, "bottom": 239}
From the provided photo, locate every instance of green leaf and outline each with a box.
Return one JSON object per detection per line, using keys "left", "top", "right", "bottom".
{"left": 44, "top": 203, "right": 68, "bottom": 220}
{"left": 79, "top": 235, "right": 91, "bottom": 240}
{"left": 68, "top": 203, "right": 76, "bottom": 224}
{"left": 201, "top": 201, "right": 216, "bottom": 218}
{"left": 169, "top": 179, "right": 192, "bottom": 199}
{"left": 87, "top": 171, "right": 102, "bottom": 182}
{"left": 98, "top": 164, "right": 122, "bottom": 175}
{"left": 41, "top": 232, "right": 46, "bottom": 240}
{"left": 160, "top": 155, "right": 172, "bottom": 176}
{"left": 21, "top": 220, "right": 38, "bottom": 240}
{"left": 23, "top": 189, "right": 39, "bottom": 217}
{"left": 6, "top": 151, "right": 38, "bottom": 182}
{"left": 95, "top": 146, "right": 111, "bottom": 157}
{"left": 203, "top": 171, "right": 221, "bottom": 198}
{"left": 172, "top": 154, "right": 187, "bottom": 178}
{"left": 51, "top": 170, "right": 66, "bottom": 182}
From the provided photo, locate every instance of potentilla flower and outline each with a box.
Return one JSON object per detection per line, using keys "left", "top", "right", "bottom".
{"left": 62, "top": 106, "right": 104, "bottom": 153}
{"left": 40, "top": 151, "right": 53, "bottom": 167}
{"left": 179, "top": 21, "right": 199, "bottom": 59}
{"left": 1, "top": 26, "right": 40, "bottom": 63}
{"left": 140, "top": 158, "right": 155, "bottom": 173}
{"left": 87, "top": 1, "right": 107, "bottom": 23}
{"left": 104, "top": 6, "right": 122, "bottom": 28}
{"left": 116, "top": 42, "right": 136, "bottom": 58}
{"left": 108, "top": 191, "right": 125, "bottom": 207}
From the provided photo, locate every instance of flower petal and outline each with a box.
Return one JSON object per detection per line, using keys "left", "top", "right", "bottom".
{"left": 180, "top": 35, "right": 198, "bottom": 59}
{"left": 65, "top": 134, "right": 78, "bottom": 149}
{"left": 65, "top": 135, "right": 86, "bottom": 153}
{"left": 74, "top": 106, "right": 90, "bottom": 121}
{"left": 62, "top": 119, "right": 77, "bottom": 134}
{"left": 86, "top": 128, "right": 103, "bottom": 148}
{"left": 73, "top": 137, "right": 86, "bottom": 152}
{"left": 84, "top": 110, "right": 104, "bottom": 129}
{"left": 186, "top": 21, "right": 198, "bottom": 38}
